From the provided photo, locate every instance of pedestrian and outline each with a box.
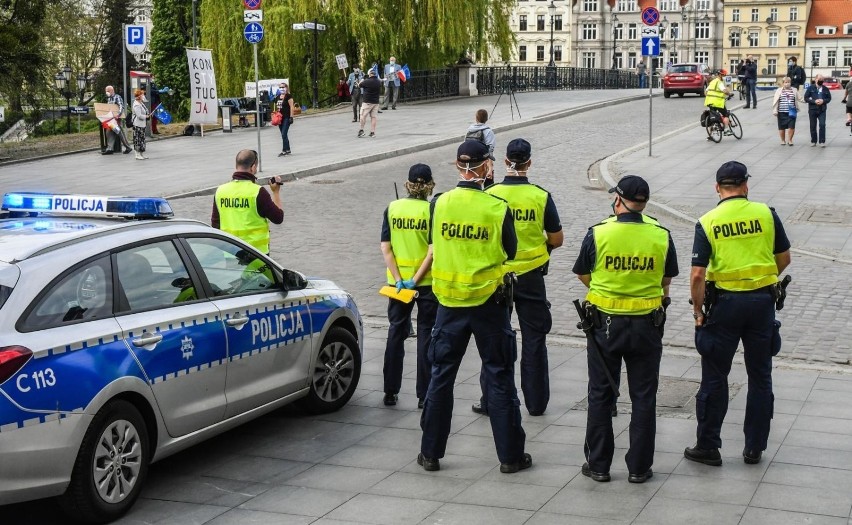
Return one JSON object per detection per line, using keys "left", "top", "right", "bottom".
{"left": 772, "top": 76, "right": 799, "bottom": 146}
{"left": 470, "top": 138, "right": 563, "bottom": 417}
{"left": 804, "top": 74, "right": 831, "bottom": 147}
{"left": 211, "top": 149, "right": 284, "bottom": 255}
{"left": 684, "top": 160, "right": 791, "bottom": 467}
{"left": 842, "top": 75, "right": 852, "bottom": 126}
{"left": 573, "top": 175, "right": 678, "bottom": 484}
{"left": 380, "top": 56, "right": 402, "bottom": 111}
{"left": 743, "top": 56, "right": 757, "bottom": 109}
{"left": 347, "top": 66, "right": 364, "bottom": 122}
{"left": 337, "top": 77, "right": 349, "bottom": 104}
{"left": 131, "top": 89, "right": 149, "bottom": 160}
{"left": 380, "top": 164, "right": 438, "bottom": 409}
{"left": 275, "top": 82, "right": 295, "bottom": 156}
{"left": 786, "top": 56, "right": 806, "bottom": 100}
{"left": 465, "top": 109, "right": 497, "bottom": 160}
{"left": 418, "top": 139, "right": 530, "bottom": 475}
{"left": 637, "top": 59, "right": 647, "bottom": 89}
{"left": 358, "top": 69, "right": 381, "bottom": 138}
{"left": 103, "top": 85, "right": 132, "bottom": 155}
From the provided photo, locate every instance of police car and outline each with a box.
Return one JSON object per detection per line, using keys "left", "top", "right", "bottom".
{"left": 0, "top": 192, "right": 362, "bottom": 522}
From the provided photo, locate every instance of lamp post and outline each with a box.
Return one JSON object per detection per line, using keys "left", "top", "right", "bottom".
{"left": 548, "top": 0, "right": 556, "bottom": 67}
{"left": 660, "top": 16, "right": 667, "bottom": 71}
{"left": 611, "top": 13, "right": 621, "bottom": 69}
{"left": 53, "top": 65, "right": 73, "bottom": 134}
{"left": 681, "top": 6, "right": 689, "bottom": 61}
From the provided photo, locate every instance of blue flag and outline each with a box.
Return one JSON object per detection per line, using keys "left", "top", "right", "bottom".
{"left": 370, "top": 63, "right": 379, "bottom": 77}
{"left": 152, "top": 104, "right": 172, "bottom": 124}
{"left": 401, "top": 64, "right": 411, "bottom": 82}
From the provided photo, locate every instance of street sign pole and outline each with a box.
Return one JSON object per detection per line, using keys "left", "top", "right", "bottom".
{"left": 254, "top": 42, "right": 262, "bottom": 172}
{"left": 243, "top": 4, "right": 264, "bottom": 170}
{"left": 649, "top": 58, "right": 653, "bottom": 157}
{"left": 641, "top": 8, "right": 660, "bottom": 158}
{"left": 122, "top": 25, "right": 127, "bottom": 113}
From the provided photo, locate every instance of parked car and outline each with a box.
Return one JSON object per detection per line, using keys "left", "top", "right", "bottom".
{"left": 0, "top": 192, "right": 363, "bottom": 523}
{"left": 663, "top": 63, "right": 710, "bottom": 98}
{"left": 822, "top": 77, "right": 842, "bottom": 90}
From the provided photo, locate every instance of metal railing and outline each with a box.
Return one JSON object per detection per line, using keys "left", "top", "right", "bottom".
{"left": 477, "top": 66, "right": 638, "bottom": 95}
{"left": 398, "top": 68, "right": 459, "bottom": 102}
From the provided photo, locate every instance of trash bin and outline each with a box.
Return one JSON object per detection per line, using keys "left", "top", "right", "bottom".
{"left": 221, "top": 104, "right": 233, "bottom": 133}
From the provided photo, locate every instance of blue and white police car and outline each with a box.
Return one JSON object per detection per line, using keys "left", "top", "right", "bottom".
{"left": 0, "top": 192, "right": 363, "bottom": 522}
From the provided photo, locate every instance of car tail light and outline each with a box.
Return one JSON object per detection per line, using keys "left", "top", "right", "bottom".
{"left": 0, "top": 346, "right": 32, "bottom": 385}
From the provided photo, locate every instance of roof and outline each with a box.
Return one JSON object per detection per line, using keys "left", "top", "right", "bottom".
{"left": 806, "top": 0, "right": 852, "bottom": 39}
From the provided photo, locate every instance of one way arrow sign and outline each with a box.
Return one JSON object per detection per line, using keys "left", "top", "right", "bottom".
{"left": 642, "top": 36, "right": 660, "bottom": 56}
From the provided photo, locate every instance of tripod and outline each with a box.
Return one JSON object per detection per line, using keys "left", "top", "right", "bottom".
{"left": 492, "top": 75, "right": 522, "bottom": 121}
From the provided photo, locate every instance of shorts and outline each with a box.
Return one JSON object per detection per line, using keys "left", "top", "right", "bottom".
{"left": 777, "top": 113, "right": 796, "bottom": 130}
{"left": 708, "top": 106, "right": 729, "bottom": 117}
{"left": 360, "top": 102, "right": 378, "bottom": 119}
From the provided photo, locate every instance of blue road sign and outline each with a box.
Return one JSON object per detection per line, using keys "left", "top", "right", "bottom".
{"left": 244, "top": 0, "right": 261, "bottom": 8}
{"left": 642, "top": 36, "right": 661, "bottom": 56}
{"left": 125, "top": 25, "right": 146, "bottom": 54}
{"left": 641, "top": 7, "right": 660, "bottom": 26}
{"left": 70, "top": 106, "right": 90, "bottom": 115}
{"left": 244, "top": 22, "right": 264, "bottom": 44}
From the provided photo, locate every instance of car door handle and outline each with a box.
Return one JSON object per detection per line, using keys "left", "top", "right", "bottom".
{"left": 226, "top": 315, "right": 249, "bottom": 328}
{"left": 131, "top": 333, "right": 163, "bottom": 348}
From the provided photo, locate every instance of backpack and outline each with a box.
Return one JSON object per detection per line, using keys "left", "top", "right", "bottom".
{"left": 465, "top": 128, "right": 485, "bottom": 144}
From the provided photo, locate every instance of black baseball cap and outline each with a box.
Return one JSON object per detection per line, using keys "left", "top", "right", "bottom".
{"left": 506, "top": 138, "right": 532, "bottom": 163}
{"left": 608, "top": 175, "right": 650, "bottom": 203}
{"left": 408, "top": 163, "right": 433, "bottom": 183}
{"left": 457, "top": 139, "right": 490, "bottom": 163}
{"left": 716, "top": 161, "right": 750, "bottom": 184}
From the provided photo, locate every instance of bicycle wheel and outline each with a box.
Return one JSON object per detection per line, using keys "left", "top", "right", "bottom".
{"left": 728, "top": 113, "right": 743, "bottom": 139}
{"left": 739, "top": 85, "right": 745, "bottom": 100}
{"left": 706, "top": 121, "right": 722, "bottom": 143}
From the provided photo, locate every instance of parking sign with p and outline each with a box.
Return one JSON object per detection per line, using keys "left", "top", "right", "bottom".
{"left": 125, "top": 25, "right": 147, "bottom": 54}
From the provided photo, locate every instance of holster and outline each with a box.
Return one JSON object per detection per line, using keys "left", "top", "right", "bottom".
{"left": 573, "top": 300, "right": 601, "bottom": 332}
{"left": 495, "top": 272, "right": 516, "bottom": 306}
{"left": 703, "top": 281, "right": 717, "bottom": 318}
{"left": 773, "top": 275, "right": 792, "bottom": 311}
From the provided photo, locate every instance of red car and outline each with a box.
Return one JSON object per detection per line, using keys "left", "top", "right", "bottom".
{"left": 663, "top": 63, "right": 710, "bottom": 98}
{"left": 822, "top": 77, "right": 842, "bottom": 90}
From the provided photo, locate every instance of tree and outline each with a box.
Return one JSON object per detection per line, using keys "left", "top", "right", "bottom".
{"left": 94, "top": 0, "right": 137, "bottom": 99}
{"left": 0, "top": 0, "right": 52, "bottom": 111}
{"left": 150, "top": 0, "right": 198, "bottom": 120}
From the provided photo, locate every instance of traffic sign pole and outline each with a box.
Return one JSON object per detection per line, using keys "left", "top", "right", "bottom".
{"left": 254, "top": 42, "right": 261, "bottom": 172}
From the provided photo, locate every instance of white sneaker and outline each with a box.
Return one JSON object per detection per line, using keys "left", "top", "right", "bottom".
{"left": 135, "top": 152, "right": 145, "bottom": 160}
{"left": 811, "top": 143, "right": 817, "bottom": 147}
{"left": 820, "top": 143, "right": 826, "bottom": 148}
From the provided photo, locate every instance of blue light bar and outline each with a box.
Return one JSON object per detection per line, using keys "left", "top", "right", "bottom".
{"left": 1, "top": 192, "right": 173, "bottom": 219}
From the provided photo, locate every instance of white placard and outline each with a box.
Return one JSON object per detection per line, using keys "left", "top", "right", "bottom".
{"left": 186, "top": 49, "right": 219, "bottom": 125}
{"left": 244, "top": 78, "right": 290, "bottom": 98}
{"left": 335, "top": 54, "right": 348, "bottom": 70}
{"left": 244, "top": 9, "right": 262, "bottom": 22}
{"left": 640, "top": 26, "right": 659, "bottom": 37}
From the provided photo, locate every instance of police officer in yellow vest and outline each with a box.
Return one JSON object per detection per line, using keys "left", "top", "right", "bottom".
{"left": 685, "top": 161, "right": 791, "bottom": 467}
{"left": 212, "top": 149, "right": 284, "bottom": 255}
{"left": 380, "top": 164, "right": 439, "bottom": 409}
{"left": 573, "top": 175, "right": 678, "bottom": 484}
{"left": 469, "top": 138, "right": 563, "bottom": 417}
{"left": 705, "top": 69, "right": 733, "bottom": 136}
{"left": 418, "top": 140, "right": 530, "bottom": 474}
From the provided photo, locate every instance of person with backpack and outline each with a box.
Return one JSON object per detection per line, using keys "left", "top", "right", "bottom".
{"left": 465, "top": 109, "right": 496, "bottom": 160}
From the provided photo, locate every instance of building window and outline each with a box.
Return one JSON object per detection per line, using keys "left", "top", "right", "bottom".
{"left": 537, "top": 45, "right": 545, "bottom": 61}
{"left": 617, "top": 0, "right": 636, "bottom": 11}
{"left": 695, "top": 21, "right": 710, "bottom": 40}
{"left": 768, "top": 31, "right": 778, "bottom": 47}
{"left": 732, "top": 9, "right": 740, "bottom": 22}
{"left": 628, "top": 23, "right": 637, "bottom": 40}
{"left": 769, "top": 8, "right": 777, "bottom": 22}
{"left": 537, "top": 15, "right": 545, "bottom": 31}
{"left": 729, "top": 59, "right": 739, "bottom": 71}
{"left": 748, "top": 31, "right": 758, "bottom": 47}
{"left": 519, "top": 45, "right": 527, "bottom": 61}
{"left": 519, "top": 15, "right": 527, "bottom": 31}
{"left": 816, "top": 27, "right": 836, "bottom": 36}
{"left": 846, "top": 23, "right": 852, "bottom": 35}
{"left": 811, "top": 50, "right": 820, "bottom": 66}
{"left": 614, "top": 52, "right": 623, "bottom": 69}
{"left": 614, "top": 25, "right": 624, "bottom": 40}
{"left": 845, "top": 50, "right": 852, "bottom": 67}
{"left": 787, "top": 31, "right": 798, "bottom": 47}
{"left": 789, "top": 7, "right": 797, "bottom": 21}
{"left": 751, "top": 8, "right": 759, "bottom": 22}
{"left": 627, "top": 52, "right": 637, "bottom": 69}
{"left": 670, "top": 22, "right": 679, "bottom": 39}
{"left": 554, "top": 15, "right": 563, "bottom": 31}
{"left": 582, "top": 52, "right": 596, "bottom": 68}
{"left": 583, "top": 23, "right": 598, "bottom": 40}
{"left": 767, "top": 58, "right": 777, "bottom": 75}
{"left": 583, "top": 0, "right": 597, "bottom": 12}
{"left": 730, "top": 32, "right": 741, "bottom": 47}
{"left": 555, "top": 45, "right": 562, "bottom": 61}
{"left": 659, "top": 0, "right": 677, "bottom": 10}
{"left": 694, "top": 0, "right": 709, "bottom": 10}
{"left": 828, "top": 50, "right": 836, "bottom": 67}
{"left": 695, "top": 51, "right": 709, "bottom": 64}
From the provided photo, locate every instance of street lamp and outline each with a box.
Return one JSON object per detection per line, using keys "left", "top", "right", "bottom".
{"left": 680, "top": 6, "right": 689, "bottom": 61}
{"left": 611, "top": 13, "right": 622, "bottom": 69}
{"left": 548, "top": 0, "right": 557, "bottom": 67}
{"left": 660, "top": 16, "right": 667, "bottom": 71}
{"left": 53, "top": 65, "right": 73, "bottom": 134}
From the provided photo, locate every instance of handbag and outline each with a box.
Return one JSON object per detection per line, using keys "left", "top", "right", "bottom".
{"left": 788, "top": 105, "right": 797, "bottom": 119}
{"left": 271, "top": 112, "right": 283, "bottom": 126}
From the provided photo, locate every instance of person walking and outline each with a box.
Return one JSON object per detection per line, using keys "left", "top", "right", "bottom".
{"left": 772, "top": 77, "right": 799, "bottom": 146}
{"left": 471, "top": 138, "right": 563, "bottom": 417}
{"left": 637, "top": 60, "right": 647, "bottom": 89}
{"left": 381, "top": 56, "right": 402, "bottom": 111}
{"left": 211, "top": 149, "right": 284, "bottom": 255}
{"left": 684, "top": 160, "right": 791, "bottom": 467}
{"left": 103, "top": 85, "right": 132, "bottom": 155}
{"left": 843, "top": 76, "right": 852, "bottom": 126}
{"left": 465, "top": 109, "right": 497, "bottom": 160}
{"left": 804, "top": 74, "right": 832, "bottom": 147}
{"left": 786, "top": 56, "right": 806, "bottom": 100}
{"left": 743, "top": 56, "right": 758, "bottom": 109}
{"left": 358, "top": 69, "right": 381, "bottom": 138}
{"left": 380, "top": 164, "right": 438, "bottom": 409}
{"left": 573, "top": 175, "right": 678, "bottom": 484}
{"left": 275, "top": 83, "right": 295, "bottom": 156}
{"left": 418, "top": 139, "right": 530, "bottom": 474}
{"left": 131, "top": 89, "right": 149, "bottom": 160}
{"left": 347, "top": 66, "right": 364, "bottom": 122}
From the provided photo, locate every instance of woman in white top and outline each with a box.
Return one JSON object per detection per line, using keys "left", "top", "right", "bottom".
{"left": 131, "top": 89, "right": 150, "bottom": 159}
{"left": 772, "top": 76, "right": 799, "bottom": 146}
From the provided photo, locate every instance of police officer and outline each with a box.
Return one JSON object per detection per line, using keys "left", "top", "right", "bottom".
{"left": 685, "top": 161, "right": 791, "bottom": 467}
{"left": 211, "top": 149, "right": 284, "bottom": 255}
{"left": 418, "top": 140, "right": 530, "bottom": 474}
{"left": 471, "top": 138, "right": 563, "bottom": 417}
{"left": 573, "top": 175, "right": 678, "bottom": 483}
{"left": 380, "top": 164, "right": 438, "bottom": 408}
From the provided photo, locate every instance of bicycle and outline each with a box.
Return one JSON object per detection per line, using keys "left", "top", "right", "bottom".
{"left": 736, "top": 77, "right": 747, "bottom": 100}
{"left": 704, "top": 104, "right": 743, "bottom": 143}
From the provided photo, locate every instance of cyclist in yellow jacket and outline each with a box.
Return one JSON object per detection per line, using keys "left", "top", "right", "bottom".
{"left": 705, "top": 69, "right": 732, "bottom": 132}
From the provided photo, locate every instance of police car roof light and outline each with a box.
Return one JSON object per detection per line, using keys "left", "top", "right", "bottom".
{"left": 0, "top": 346, "right": 33, "bottom": 385}
{"left": 1, "top": 192, "right": 174, "bottom": 219}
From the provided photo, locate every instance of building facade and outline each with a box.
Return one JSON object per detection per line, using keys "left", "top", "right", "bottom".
{"left": 804, "top": 0, "right": 852, "bottom": 80}
{"left": 508, "top": 1, "right": 572, "bottom": 66}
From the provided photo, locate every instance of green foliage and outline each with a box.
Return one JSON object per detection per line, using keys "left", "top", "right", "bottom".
{"left": 0, "top": 0, "right": 51, "bottom": 111}
{"left": 95, "top": 0, "right": 138, "bottom": 99}
{"left": 151, "top": 0, "right": 198, "bottom": 121}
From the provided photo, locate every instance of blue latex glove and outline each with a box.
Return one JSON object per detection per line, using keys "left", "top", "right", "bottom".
{"left": 395, "top": 280, "right": 404, "bottom": 292}
{"left": 402, "top": 279, "right": 416, "bottom": 289}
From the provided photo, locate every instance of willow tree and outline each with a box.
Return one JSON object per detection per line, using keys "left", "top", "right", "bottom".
{"left": 151, "top": 0, "right": 198, "bottom": 120}
{"left": 201, "top": 0, "right": 514, "bottom": 104}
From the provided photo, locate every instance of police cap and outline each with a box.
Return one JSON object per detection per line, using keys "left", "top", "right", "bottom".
{"left": 506, "top": 138, "right": 532, "bottom": 163}
{"left": 608, "top": 175, "right": 650, "bottom": 203}
{"left": 716, "top": 161, "right": 750, "bottom": 184}
{"left": 457, "top": 139, "right": 490, "bottom": 163}
{"left": 408, "top": 163, "right": 433, "bottom": 183}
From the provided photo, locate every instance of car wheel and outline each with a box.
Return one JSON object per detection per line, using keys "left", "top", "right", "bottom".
{"left": 58, "top": 400, "right": 149, "bottom": 524}
{"left": 664, "top": 91, "right": 671, "bottom": 98}
{"left": 299, "top": 327, "right": 361, "bottom": 414}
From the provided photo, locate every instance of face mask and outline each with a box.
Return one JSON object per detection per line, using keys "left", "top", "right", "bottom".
{"left": 610, "top": 199, "right": 617, "bottom": 214}
{"left": 141, "top": 96, "right": 147, "bottom": 103}
{"left": 390, "top": 60, "right": 396, "bottom": 65}
{"left": 817, "top": 80, "right": 824, "bottom": 86}
{"left": 788, "top": 61, "right": 793, "bottom": 67}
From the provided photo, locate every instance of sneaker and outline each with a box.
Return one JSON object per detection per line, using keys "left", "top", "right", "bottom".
{"left": 284, "top": 150, "right": 291, "bottom": 155}
{"left": 357, "top": 129, "right": 364, "bottom": 138}
{"left": 123, "top": 147, "right": 132, "bottom": 154}
{"left": 278, "top": 152, "right": 286, "bottom": 157}
{"left": 724, "top": 130, "right": 733, "bottom": 136}
{"left": 500, "top": 453, "right": 532, "bottom": 474}
{"left": 369, "top": 132, "right": 375, "bottom": 137}
{"left": 684, "top": 445, "right": 722, "bottom": 466}
{"left": 581, "top": 462, "right": 611, "bottom": 482}
{"left": 820, "top": 143, "right": 826, "bottom": 148}
{"left": 417, "top": 453, "right": 440, "bottom": 471}
{"left": 811, "top": 142, "right": 817, "bottom": 147}
{"left": 383, "top": 393, "right": 398, "bottom": 406}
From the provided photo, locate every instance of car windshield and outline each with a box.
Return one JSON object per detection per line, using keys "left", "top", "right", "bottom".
{"left": 669, "top": 65, "right": 697, "bottom": 74}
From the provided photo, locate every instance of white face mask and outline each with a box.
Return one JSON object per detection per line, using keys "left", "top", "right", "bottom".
{"left": 390, "top": 60, "right": 396, "bottom": 65}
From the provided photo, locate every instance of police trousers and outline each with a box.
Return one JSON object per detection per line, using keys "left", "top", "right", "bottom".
{"left": 585, "top": 313, "right": 662, "bottom": 475}
{"left": 480, "top": 269, "right": 552, "bottom": 415}
{"left": 420, "top": 297, "right": 526, "bottom": 464}
{"left": 695, "top": 290, "right": 776, "bottom": 452}
{"left": 383, "top": 286, "right": 438, "bottom": 399}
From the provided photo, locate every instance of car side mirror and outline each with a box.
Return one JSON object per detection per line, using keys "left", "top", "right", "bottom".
{"left": 280, "top": 269, "right": 307, "bottom": 291}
